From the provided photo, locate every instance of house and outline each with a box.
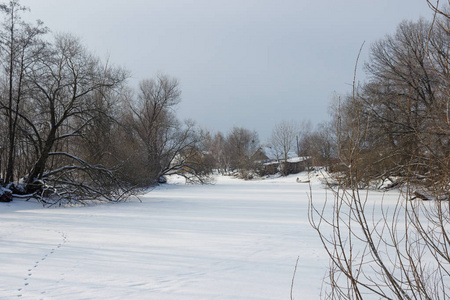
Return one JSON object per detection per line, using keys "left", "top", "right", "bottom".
{"left": 252, "top": 146, "right": 311, "bottom": 175}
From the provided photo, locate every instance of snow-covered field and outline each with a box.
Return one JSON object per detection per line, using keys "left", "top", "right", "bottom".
{"left": 0, "top": 172, "right": 399, "bottom": 299}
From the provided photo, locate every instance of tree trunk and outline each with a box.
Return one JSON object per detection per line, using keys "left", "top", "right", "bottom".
{"left": 26, "top": 127, "right": 56, "bottom": 192}
{"left": 5, "top": 11, "right": 15, "bottom": 184}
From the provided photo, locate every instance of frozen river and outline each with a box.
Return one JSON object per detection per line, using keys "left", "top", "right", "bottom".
{"left": 1, "top": 173, "right": 332, "bottom": 299}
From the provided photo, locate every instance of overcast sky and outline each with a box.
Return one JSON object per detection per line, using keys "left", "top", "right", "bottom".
{"left": 21, "top": 0, "right": 432, "bottom": 142}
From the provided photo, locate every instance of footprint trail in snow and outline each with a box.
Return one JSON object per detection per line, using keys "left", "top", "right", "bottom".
{"left": 17, "top": 231, "right": 68, "bottom": 298}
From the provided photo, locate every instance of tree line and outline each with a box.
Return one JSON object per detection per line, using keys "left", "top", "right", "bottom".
{"left": 0, "top": 1, "right": 211, "bottom": 204}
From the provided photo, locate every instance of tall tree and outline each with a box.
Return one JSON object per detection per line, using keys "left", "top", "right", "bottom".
{"left": 0, "top": 0, "right": 47, "bottom": 183}
{"left": 130, "top": 74, "right": 181, "bottom": 183}
{"left": 130, "top": 74, "right": 206, "bottom": 184}
{"left": 364, "top": 18, "right": 447, "bottom": 173}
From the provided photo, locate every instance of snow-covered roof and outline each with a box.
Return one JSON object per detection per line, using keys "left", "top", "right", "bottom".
{"left": 260, "top": 146, "right": 278, "bottom": 160}
{"left": 258, "top": 146, "right": 299, "bottom": 161}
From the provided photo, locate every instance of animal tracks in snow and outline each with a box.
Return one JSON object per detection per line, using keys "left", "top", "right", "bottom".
{"left": 16, "top": 230, "right": 68, "bottom": 298}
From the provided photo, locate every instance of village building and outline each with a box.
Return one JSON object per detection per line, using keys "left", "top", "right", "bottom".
{"left": 252, "top": 146, "right": 311, "bottom": 175}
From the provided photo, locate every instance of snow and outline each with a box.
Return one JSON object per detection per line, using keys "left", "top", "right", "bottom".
{"left": 0, "top": 172, "right": 400, "bottom": 299}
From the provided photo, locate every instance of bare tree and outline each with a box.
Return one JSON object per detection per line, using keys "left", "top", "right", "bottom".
{"left": 211, "top": 131, "right": 228, "bottom": 174}
{"left": 361, "top": 17, "right": 448, "bottom": 186}
{"left": 129, "top": 74, "right": 209, "bottom": 185}
{"left": 225, "top": 126, "right": 259, "bottom": 173}
{"left": 301, "top": 123, "right": 336, "bottom": 169}
{"left": 270, "top": 121, "right": 298, "bottom": 175}
{"left": 0, "top": 0, "right": 47, "bottom": 183}
{"left": 158, "top": 120, "right": 212, "bottom": 183}
{"left": 15, "top": 33, "right": 129, "bottom": 203}
{"left": 130, "top": 74, "right": 180, "bottom": 184}
{"left": 323, "top": 14, "right": 449, "bottom": 188}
